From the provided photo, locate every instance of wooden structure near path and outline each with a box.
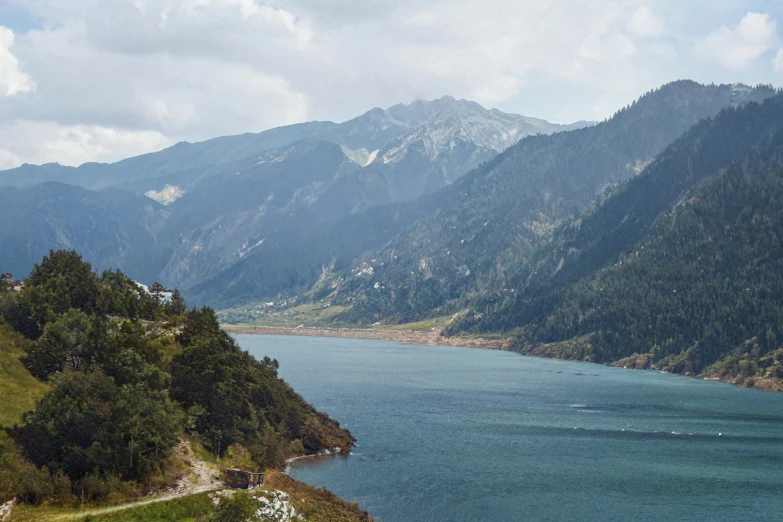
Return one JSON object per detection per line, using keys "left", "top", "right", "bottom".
{"left": 223, "top": 468, "right": 265, "bottom": 489}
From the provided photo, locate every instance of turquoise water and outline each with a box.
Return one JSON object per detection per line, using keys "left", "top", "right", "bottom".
{"left": 239, "top": 335, "right": 783, "bottom": 522}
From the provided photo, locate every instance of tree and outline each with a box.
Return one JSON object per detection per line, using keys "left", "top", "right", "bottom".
{"left": 15, "top": 369, "right": 182, "bottom": 482}
{"left": 170, "top": 289, "right": 186, "bottom": 316}
{"left": 7, "top": 250, "right": 100, "bottom": 339}
{"left": 22, "top": 309, "right": 96, "bottom": 380}
{"left": 148, "top": 282, "right": 169, "bottom": 306}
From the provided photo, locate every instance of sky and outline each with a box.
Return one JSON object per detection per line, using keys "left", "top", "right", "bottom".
{"left": 1, "top": 0, "right": 783, "bottom": 169}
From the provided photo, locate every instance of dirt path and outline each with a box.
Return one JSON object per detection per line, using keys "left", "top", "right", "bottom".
{"left": 51, "top": 440, "right": 222, "bottom": 521}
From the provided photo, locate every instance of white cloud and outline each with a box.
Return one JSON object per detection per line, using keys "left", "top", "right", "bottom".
{"left": 1, "top": 1, "right": 782, "bottom": 167}
{"left": 0, "top": 26, "right": 35, "bottom": 96}
{"left": 0, "top": 120, "right": 173, "bottom": 168}
{"left": 145, "top": 184, "right": 186, "bottom": 205}
{"left": 696, "top": 12, "right": 778, "bottom": 70}
{"left": 628, "top": 6, "right": 664, "bottom": 38}
{"left": 0, "top": 149, "right": 21, "bottom": 170}
{"left": 774, "top": 49, "right": 783, "bottom": 71}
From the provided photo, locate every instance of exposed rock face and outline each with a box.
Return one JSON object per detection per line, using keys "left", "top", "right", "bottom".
{"left": 0, "top": 499, "right": 16, "bottom": 522}
{"left": 252, "top": 491, "right": 302, "bottom": 521}
{"left": 613, "top": 354, "right": 654, "bottom": 370}
{"left": 210, "top": 490, "right": 303, "bottom": 521}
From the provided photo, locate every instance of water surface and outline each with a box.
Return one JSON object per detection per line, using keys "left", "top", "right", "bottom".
{"left": 239, "top": 334, "right": 783, "bottom": 521}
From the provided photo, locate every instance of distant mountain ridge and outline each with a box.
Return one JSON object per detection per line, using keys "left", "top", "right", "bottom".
{"left": 309, "top": 81, "right": 777, "bottom": 325}
{"left": 0, "top": 96, "right": 588, "bottom": 197}
{"left": 0, "top": 97, "right": 590, "bottom": 301}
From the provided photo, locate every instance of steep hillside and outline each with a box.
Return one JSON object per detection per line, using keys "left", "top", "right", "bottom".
{"left": 0, "top": 326, "right": 47, "bottom": 428}
{"left": 461, "top": 93, "right": 783, "bottom": 333}
{"left": 0, "top": 183, "right": 170, "bottom": 283}
{"left": 316, "top": 82, "right": 776, "bottom": 325}
{"left": 449, "top": 102, "right": 783, "bottom": 388}
{"left": 0, "top": 250, "right": 355, "bottom": 508}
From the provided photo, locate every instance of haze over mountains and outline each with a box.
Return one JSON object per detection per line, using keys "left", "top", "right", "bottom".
{"left": 0, "top": 96, "right": 589, "bottom": 298}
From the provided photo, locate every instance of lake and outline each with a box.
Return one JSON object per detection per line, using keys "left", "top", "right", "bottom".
{"left": 239, "top": 334, "right": 783, "bottom": 521}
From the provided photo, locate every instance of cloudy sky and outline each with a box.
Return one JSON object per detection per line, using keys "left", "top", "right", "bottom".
{"left": 1, "top": 0, "right": 782, "bottom": 168}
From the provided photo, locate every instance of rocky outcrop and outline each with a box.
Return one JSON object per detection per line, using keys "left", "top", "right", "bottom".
{"left": 210, "top": 490, "right": 303, "bottom": 521}
{"left": 612, "top": 353, "right": 654, "bottom": 370}
{"left": 0, "top": 498, "right": 16, "bottom": 522}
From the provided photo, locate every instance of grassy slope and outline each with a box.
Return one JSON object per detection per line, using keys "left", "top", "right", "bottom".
{"left": 10, "top": 471, "right": 372, "bottom": 522}
{"left": 371, "top": 316, "right": 451, "bottom": 331}
{"left": 8, "top": 493, "right": 215, "bottom": 521}
{"left": 0, "top": 326, "right": 48, "bottom": 427}
{"left": 219, "top": 302, "right": 350, "bottom": 328}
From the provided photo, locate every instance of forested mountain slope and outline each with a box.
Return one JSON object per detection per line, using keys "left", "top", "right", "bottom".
{"left": 459, "top": 93, "right": 783, "bottom": 332}
{"left": 0, "top": 183, "right": 170, "bottom": 284}
{"left": 316, "top": 82, "right": 776, "bottom": 325}
{"left": 449, "top": 98, "right": 783, "bottom": 389}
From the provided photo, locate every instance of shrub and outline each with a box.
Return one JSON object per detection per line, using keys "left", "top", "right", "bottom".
{"left": 213, "top": 492, "right": 256, "bottom": 522}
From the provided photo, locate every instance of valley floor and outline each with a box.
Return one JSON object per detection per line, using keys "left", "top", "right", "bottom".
{"left": 221, "top": 324, "right": 511, "bottom": 350}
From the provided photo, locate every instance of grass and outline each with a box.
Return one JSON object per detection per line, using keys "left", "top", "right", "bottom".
{"left": 372, "top": 316, "right": 451, "bottom": 332}
{"left": 10, "top": 472, "right": 373, "bottom": 522}
{"left": 263, "top": 470, "right": 373, "bottom": 522}
{"left": 0, "top": 325, "right": 48, "bottom": 427}
{"left": 219, "top": 302, "right": 350, "bottom": 328}
{"left": 9, "top": 492, "right": 215, "bottom": 522}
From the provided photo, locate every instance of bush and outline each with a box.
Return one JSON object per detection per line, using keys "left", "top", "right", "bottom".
{"left": 78, "top": 473, "right": 133, "bottom": 504}
{"left": 213, "top": 492, "right": 256, "bottom": 522}
{"left": 0, "top": 429, "right": 78, "bottom": 505}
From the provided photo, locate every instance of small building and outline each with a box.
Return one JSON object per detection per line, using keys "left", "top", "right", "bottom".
{"left": 223, "top": 468, "right": 265, "bottom": 489}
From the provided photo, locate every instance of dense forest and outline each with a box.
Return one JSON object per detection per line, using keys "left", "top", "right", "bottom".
{"left": 451, "top": 97, "right": 783, "bottom": 387}
{"left": 315, "top": 82, "right": 777, "bottom": 326}
{"left": 0, "top": 251, "right": 352, "bottom": 507}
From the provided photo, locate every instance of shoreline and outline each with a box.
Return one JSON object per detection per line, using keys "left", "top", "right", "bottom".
{"left": 223, "top": 323, "right": 783, "bottom": 394}
{"left": 222, "top": 324, "right": 511, "bottom": 350}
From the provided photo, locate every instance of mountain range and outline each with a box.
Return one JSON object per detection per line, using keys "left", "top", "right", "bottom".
{"left": 315, "top": 82, "right": 776, "bottom": 323}
{"left": 3, "top": 80, "right": 783, "bottom": 388}
{"left": 0, "top": 96, "right": 590, "bottom": 300}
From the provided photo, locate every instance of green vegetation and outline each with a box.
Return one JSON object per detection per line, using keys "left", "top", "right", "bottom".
{"left": 0, "top": 249, "right": 354, "bottom": 510}
{"left": 371, "top": 316, "right": 451, "bottom": 331}
{"left": 170, "top": 307, "right": 354, "bottom": 470}
{"left": 0, "top": 326, "right": 48, "bottom": 427}
{"left": 9, "top": 492, "right": 215, "bottom": 521}
{"left": 310, "top": 82, "right": 777, "bottom": 327}
{"left": 219, "top": 302, "right": 350, "bottom": 328}
{"left": 9, "top": 472, "right": 374, "bottom": 522}
{"left": 452, "top": 95, "right": 783, "bottom": 387}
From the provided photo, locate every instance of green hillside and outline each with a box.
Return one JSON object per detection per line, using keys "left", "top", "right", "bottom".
{"left": 317, "top": 82, "right": 777, "bottom": 326}
{"left": 0, "top": 250, "right": 354, "bottom": 509}
{"left": 453, "top": 98, "right": 783, "bottom": 388}
{"left": 0, "top": 326, "right": 47, "bottom": 428}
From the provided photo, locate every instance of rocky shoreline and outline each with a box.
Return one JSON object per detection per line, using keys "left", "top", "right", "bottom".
{"left": 222, "top": 324, "right": 511, "bottom": 350}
